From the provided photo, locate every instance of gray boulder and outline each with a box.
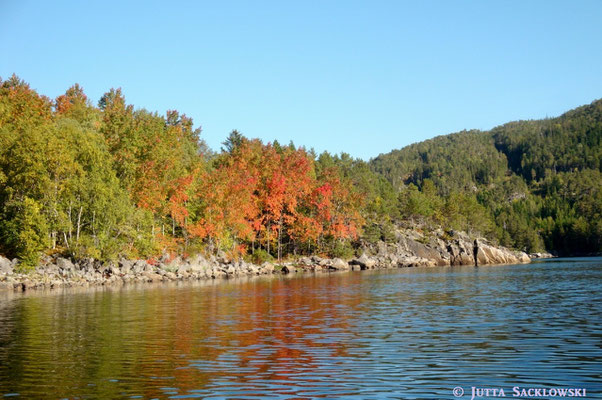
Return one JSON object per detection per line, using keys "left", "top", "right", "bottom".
{"left": 298, "top": 257, "right": 313, "bottom": 266}
{"left": 142, "top": 271, "right": 163, "bottom": 282}
{"left": 245, "top": 263, "right": 259, "bottom": 275}
{"left": 56, "top": 257, "right": 75, "bottom": 271}
{"left": 177, "top": 266, "right": 189, "bottom": 278}
{"left": 311, "top": 255, "right": 322, "bottom": 263}
{"left": 110, "top": 264, "right": 121, "bottom": 276}
{"left": 0, "top": 256, "right": 13, "bottom": 274}
{"left": 42, "top": 263, "right": 60, "bottom": 275}
{"left": 132, "top": 261, "right": 146, "bottom": 274}
{"left": 317, "top": 258, "right": 329, "bottom": 267}
{"left": 119, "top": 259, "right": 134, "bottom": 273}
{"left": 211, "top": 267, "right": 226, "bottom": 278}
{"left": 361, "top": 254, "right": 377, "bottom": 269}
{"left": 261, "top": 262, "right": 275, "bottom": 274}
{"left": 350, "top": 253, "right": 376, "bottom": 270}
{"left": 330, "top": 258, "right": 350, "bottom": 271}
{"left": 78, "top": 258, "right": 95, "bottom": 271}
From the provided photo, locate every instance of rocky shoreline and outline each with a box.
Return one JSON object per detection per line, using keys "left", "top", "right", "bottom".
{"left": 0, "top": 229, "right": 532, "bottom": 292}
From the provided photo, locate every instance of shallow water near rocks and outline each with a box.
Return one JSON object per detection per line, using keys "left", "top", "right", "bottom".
{"left": 0, "top": 258, "right": 601, "bottom": 399}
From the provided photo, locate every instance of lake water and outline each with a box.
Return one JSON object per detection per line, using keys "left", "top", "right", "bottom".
{"left": 0, "top": 258, "right": 601, "bottom": 399}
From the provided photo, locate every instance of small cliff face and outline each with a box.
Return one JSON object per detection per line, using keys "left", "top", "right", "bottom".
{"left": 359, "top": 228, "right": 530, "bottom": 268}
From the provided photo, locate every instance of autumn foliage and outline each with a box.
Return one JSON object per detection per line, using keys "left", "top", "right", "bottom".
{"left": 0, "top": 76, "right": 364, "bottom": 266}
{"left": 190, "top": 139, "right": 363, "bottom": 260}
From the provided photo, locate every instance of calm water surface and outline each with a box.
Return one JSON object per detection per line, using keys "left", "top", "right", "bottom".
{"left": 0, "top": 258, "right": 601, "bottom": 399}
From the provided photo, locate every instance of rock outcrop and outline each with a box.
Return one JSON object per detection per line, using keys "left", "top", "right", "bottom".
{"left": 356, "top": 228, "right": 530, "bottom": 269}
{"left": 330, "top": 258, "right": 350, "bottom": 271}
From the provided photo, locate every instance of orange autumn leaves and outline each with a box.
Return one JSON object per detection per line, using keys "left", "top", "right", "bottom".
{"left": 188, "top": 139, "right": 363, "bottom": 258}
{"left": 94, "top": 87, "right": 363, "bottom": 259}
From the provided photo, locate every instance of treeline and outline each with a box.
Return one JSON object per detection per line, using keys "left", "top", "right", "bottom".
{"left": 371, "top": 100, "right": 602, "bottom": 255}
{"left": 1, "top": 75, "right": 600, "bottom": 268}
{"left": 0, "top": 76, "right": 364, "bottom": 268}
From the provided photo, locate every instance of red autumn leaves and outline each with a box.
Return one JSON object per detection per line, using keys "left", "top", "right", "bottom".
{"left": 189, "top": 139, "right": 363, "bottom": 259}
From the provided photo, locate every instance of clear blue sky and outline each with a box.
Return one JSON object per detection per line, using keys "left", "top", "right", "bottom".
{"left": 1, "top": 0, "right": 601, "bottom": 160}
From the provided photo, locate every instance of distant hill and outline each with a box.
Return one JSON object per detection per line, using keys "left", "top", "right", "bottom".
{"left": 370, "top": 99, "right": 602, "bottom": 255}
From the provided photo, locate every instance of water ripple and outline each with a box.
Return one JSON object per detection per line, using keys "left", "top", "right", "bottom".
{"left": 0, "top": 258, "right": 601, "bottom": 398}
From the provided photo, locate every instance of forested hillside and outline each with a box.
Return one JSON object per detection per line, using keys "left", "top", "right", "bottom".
{"left": 1, "top": 75, "right": 600, "bottom": 269}
{"left": 371, "top": 100, "right": 602, "bottom": 255}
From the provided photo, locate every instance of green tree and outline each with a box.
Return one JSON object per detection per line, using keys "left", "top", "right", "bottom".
{"left": 0, "top": 197, "right": 49, "bottom": 269}
{"left": 221, "top": 129, "right": 245, "bottom": 153}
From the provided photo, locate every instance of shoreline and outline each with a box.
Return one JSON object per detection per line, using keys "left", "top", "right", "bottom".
{"left": 0, "top": 254, "right": 533, "bottom": 296}
{"left": 0, "top": 260, "right": 550, "bottom": 301}
{"left": 0, "top": 230, "right": 535, "bottom": 293}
